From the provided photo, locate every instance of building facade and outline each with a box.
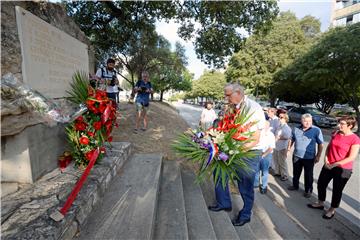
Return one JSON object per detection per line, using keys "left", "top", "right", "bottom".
{"left": 331, "top": 0, "right": 360, "bottom": 27}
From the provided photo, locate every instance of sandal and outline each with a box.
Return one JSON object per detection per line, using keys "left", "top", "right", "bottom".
{"left": 280, "top": 176, "right": 288, "bottom": 181}
{"left": 322, "top": 211, "right": 335, "bottom": 219}
{"left": 307, "top": 203, "right": 324, "bottom": 210}
{"left": 133, "top": 128, "right": 138, "bottom": 134}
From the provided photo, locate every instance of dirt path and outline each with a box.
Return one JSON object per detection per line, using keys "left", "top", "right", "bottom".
{"left": 112, "top": 101, "right": 189, "bottom": 160}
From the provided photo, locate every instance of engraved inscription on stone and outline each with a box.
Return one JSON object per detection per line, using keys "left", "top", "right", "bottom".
{"left": 16, "top": 6, "right": 89, "bottom": 98}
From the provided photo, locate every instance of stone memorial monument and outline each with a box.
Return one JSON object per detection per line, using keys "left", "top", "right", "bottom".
{"left": 1, "top": 1, "right": 95, "bottom": 187}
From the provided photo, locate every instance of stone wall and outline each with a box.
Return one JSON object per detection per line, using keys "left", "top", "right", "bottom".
{"left": 1, "top": 1, "right": 96, "bottom": 78}
{"left": 1, "top": 1, "right": 96, "bottom": 183}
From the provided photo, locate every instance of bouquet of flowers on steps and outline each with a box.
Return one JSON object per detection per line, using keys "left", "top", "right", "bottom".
{"left": 173, "top": 106, "right": 257, "bottom": 189}
{"left": 66, "top": 71, "right": 118, "bottom": 168}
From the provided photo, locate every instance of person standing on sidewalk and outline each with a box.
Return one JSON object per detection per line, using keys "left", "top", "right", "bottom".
{"left": 267, "top": 108, "right": 280, "bottom": 134}
{"left": 267, "top": 107, "right": 280, "bottom": 172}
{"left": 287, "top": 113, "right": 324, "bottom": 198}
{"left": 200, "top": 102, "right": 217, "bottom": 130}
{"left": 208, "top": 83, "right": 266, "bottom": 227}
{"left": 254, "top": 121, "right": 276, "bottom": 194}
{"left": 273, "top": 112, "right": 292, "bottom": 181}
{"left": 308, "top": 116, "right": 360, "bottom": 219}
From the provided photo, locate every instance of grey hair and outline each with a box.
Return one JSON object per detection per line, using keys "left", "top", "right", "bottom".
{"left": 225, "top": 83, "right": 244, "bottom": 95}
{"left": 302, "top": 113, "right": 312, "bottom": 120}
{"left": 142, "top": 71, "right": 149, "bottom": 77}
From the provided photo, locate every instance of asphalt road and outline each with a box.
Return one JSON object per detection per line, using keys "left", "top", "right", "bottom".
{"left": 173, "top": 102, "right": 360, "bottom": 229}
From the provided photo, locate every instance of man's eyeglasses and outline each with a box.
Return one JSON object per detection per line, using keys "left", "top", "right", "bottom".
{"left": 279, "top": 116, "right": 285, "bottom": 119}
{"left": 338, "top": 122, "right": 347, "bottom": 126}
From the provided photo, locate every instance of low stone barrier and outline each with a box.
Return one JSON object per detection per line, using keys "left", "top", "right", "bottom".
{"left": 1, "top": 142, "right": 132, "bottom": 240}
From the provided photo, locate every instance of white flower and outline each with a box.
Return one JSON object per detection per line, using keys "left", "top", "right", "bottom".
{"left": 213, "top": 132, "right": 225, "bottom": 144}
{"left": 229, "top": 150, "right": 235, "bottom": 155}
{"left": 208, "top": 129, "right": 219, "bottom": 137}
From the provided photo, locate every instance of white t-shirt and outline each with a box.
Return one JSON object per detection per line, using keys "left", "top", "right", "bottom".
{"left": 275, "top": 123, "right": 292, "bottom": 150}
{"left": 238, "top": 96, "right": 266, "bottom": 150}
{"left": 259, "top": 129, "right": 276, "bottom": 153}
{"left": 95, "top": 68, "right": 118, "bottom": 93}
{"left": 201, "top": 108, "right": 217, "bottom": 123}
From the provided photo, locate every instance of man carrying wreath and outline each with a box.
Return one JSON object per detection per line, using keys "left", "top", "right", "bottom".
{"left": 208, "top": 83, "right": 266, "bottom": 227}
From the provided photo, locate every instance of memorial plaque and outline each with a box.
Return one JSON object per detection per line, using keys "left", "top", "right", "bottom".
{"left": 15, "top": 6, "right": 89, "bottom": 98}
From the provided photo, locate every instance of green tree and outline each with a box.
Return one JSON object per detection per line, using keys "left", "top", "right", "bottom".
{"left": 225, "top": 12, "right": 320, "bottom": 104}
{"left": 65, "top": 1, "right": 278, "bottom": 68}
{"left": 275, "top": 23, "right": 360, "bottom": 132}
{"left": 151, "top": 42, "right": 192, "bottom": 101}
{"left": 190, "top": 71, "right": 226, "bottom": 100}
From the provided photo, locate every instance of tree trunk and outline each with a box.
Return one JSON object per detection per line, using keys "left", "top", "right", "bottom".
{"left": 160, "top": 91, "right": 164, "bottom": 102}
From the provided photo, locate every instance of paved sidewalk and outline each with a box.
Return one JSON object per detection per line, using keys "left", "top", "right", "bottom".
{"left": 266, "top": 173, "right": 360, "bottom": 238}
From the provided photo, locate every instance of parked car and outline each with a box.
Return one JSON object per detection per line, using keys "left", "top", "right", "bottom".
{"left": 288, "top": 107, "right": 337, "bottom": 128}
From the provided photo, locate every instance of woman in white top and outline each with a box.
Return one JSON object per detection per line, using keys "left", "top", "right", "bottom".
{"left": 273, "top": 113, "right": 292, "bottom": 181}
{"left": 254, "top": 121, "right": 276, "bottom": 194}
{"left": 200, "top": 102, "right": 217, "bottom": 130}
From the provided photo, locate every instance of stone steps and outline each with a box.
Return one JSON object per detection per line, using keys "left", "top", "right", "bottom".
{"left": 180, "top": 165, "right": 217, "bottom": 240}
{"left": 200, "top": 180, "right": 240, "bottom": 240}
{"left": 153, "top": 160, "right": 188, "bottom": 240}
{"left": 74, "top": 156, "right": 359, "bottom": 240}
{"left": 76, "top": 153, "right": 163, "bottom": 240}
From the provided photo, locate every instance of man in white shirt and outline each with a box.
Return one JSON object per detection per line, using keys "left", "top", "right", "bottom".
{"left": 208, "top": 83, "right": 266, "bottom": 227}
{"left": 95, "top": 58, "right": 119, "bottom": 102}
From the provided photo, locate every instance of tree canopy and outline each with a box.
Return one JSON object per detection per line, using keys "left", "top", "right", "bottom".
{"left": 225, "top": 12, "right": 320, "bottom": 102}
{"left": 151, "top": 42, "right": 193, "bottom": 101}
{"left": 188, "top": 70, "right": 226, "bottom": 100}
{"left": 65, "top": 0, "right": 278, "bottom": 68}
{"left": 274, "top": 22, "right": 360, "bottom": 127}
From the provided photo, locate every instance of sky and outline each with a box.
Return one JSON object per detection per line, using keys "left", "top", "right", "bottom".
{"left": 155, "top": 0, "right": 334, "bottom": 80}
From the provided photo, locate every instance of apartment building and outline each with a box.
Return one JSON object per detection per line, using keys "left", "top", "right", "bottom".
{"left": 331, "top": 0, "right": 360, "bottom": 26}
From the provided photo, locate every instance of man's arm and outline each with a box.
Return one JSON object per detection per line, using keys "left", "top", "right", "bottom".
{"left": 315, "top": 144, "right": 324, "bottom": 163}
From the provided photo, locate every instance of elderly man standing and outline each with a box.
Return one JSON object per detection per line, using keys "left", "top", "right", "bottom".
{"left": 287, "top": 113, "right": 324, "bottom": 198}
{"left": 208, "top": 83, "right": 266, "bottom": 227}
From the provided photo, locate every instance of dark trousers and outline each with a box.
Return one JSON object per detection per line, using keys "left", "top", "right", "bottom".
{"left": 317, "top": 166, "right": 351, "bottom": 208}
{"left": 107, "top": 92, "right": 118, "bottom": 107}
{"left": 215, "top": 151, "right": 261, "bottom": 221}
{"left": 292, "top": 157, "right": 315, "bottom": 193}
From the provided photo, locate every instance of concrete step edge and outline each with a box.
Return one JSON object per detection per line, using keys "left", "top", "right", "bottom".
{"left": 153, "top": 160, "right": 189, "bottom": 240}
{"left": 181, "top": 165, "right": 217, "bottom": 240}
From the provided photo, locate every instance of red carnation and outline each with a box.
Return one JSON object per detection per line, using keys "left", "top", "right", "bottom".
{"left": 87, "top": 131, "right": 95, "bottom": 137}
{"left": 93, "top": 121, "right": 102, "bottom": 130}
{"left": 85, "top": 149, "right": 96, "bottom": 160}
{"left": 79, "top": 136, "right": 90, "bottom": 145}
{"left": 100, "top": 147, "right": 106, "bottom": 154}
{"left": 98, "top": 103, "right": 107, "bottom": 113}
{"left": 86, "top": 99, "right": 95, "bottom": 106}
{"left": 107, "top": 136, "right": 113, "bottom": 142}
{"left": 76, "top": 116, "right": 84, "bottom": 122}
{"left": 75, "top": 122, "right": 87, "bottom": 131}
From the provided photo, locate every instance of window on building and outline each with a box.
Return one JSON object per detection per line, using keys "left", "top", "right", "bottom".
{"left": 346, "top": 15, "right": 353, "bottom": 25}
